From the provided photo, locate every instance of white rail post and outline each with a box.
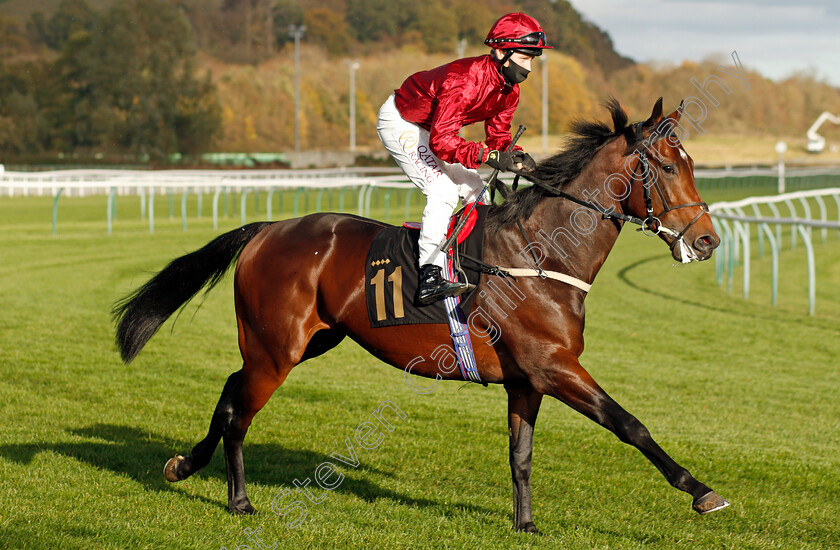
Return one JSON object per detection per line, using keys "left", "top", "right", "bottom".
{"left": 149, "top": 186, "right": 155, "bottom": 234}
{"left": 797, "top": 225, "right": 816, "bottom": 315}
{"left": 775, "top": 141, "right": 786, "bottom": 194}
{"left": 181, "top": 188, "right": 189, "bottom": 232}
{"left": 212, "top": 187, "right": 222, "bottom": 229}
{"left": 758, "top": 223, "right": 779, "bottom": 306}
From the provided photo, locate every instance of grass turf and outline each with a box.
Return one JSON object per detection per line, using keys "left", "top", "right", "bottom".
{"left": 0, "top": 191, "right": 838, "bottom": 549}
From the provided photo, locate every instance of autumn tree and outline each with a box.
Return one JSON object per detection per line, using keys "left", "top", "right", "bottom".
{"left": 0, "top": 60, "right": 52, "bottom": 154}
{"left": 26, "top": 0, "right": 95, "bottom": 51}
{"left": 345, "top": 0, "right": 406, "bottom": 42}
{"left": 303, "top": 7, "right": 352, "bottom": 58}
{"left": 34, "top": 0, "right": 221, "bottom": 160}
{"left": 410, "top": 0, "right": 458, "bottom": 54}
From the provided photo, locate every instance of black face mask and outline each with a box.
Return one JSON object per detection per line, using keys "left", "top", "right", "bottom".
{"left": 501, "top": 59, "right": 530, "bottom": 85}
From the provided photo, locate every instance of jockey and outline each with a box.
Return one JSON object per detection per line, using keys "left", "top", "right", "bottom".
{"left": 377, "top": 13, "right": 551, "bottom": 305}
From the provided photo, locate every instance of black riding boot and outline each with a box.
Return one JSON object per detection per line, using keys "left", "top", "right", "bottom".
{"left": 417, "top": 264, "right": 471, "bottom": 305}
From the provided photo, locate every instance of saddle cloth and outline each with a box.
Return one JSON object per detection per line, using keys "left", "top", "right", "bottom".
{"left": 364, "top": 205, "right": 488, "bottom": 328}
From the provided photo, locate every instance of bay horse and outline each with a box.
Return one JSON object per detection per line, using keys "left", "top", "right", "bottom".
{"left": 113, "top": 98, "right": 728, "bottom": 533}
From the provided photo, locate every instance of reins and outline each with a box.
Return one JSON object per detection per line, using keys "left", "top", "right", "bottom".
{"left": 450, "top": 119, "right": 712, "bottom": 293}
{"left": 511, "top": 122, "right": 709, "bottom": 255}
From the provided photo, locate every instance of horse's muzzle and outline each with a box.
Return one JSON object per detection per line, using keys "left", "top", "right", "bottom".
{"left": 692, "top": 233, "right": 720, "bottom": 261}
{"left": 670, "top": 232, "right": 720, "bottom": 263}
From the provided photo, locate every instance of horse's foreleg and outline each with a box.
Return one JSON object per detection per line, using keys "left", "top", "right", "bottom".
{"left": 505, "top": 383, "right": 544, "bottom": 533}
{"left": 542, "top": 350, "right": 729, "bottom": 515}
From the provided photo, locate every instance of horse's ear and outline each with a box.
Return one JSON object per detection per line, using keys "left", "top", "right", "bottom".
{"left": 666, "top": 99, "right": 685, "bottom": 122}
{"left": 644, "top": 97, "right": 664, "bottom": 127}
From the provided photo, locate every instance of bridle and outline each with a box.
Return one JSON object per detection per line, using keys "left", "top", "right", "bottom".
{"left": 631, "top": 150, "right": 709, "bottom": 254}
{"left": 521, "top": 122, "right": 710, "bottom": 258}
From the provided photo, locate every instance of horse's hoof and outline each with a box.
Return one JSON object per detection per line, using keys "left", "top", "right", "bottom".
{"left": 164, "top": 455, "right": 186, "bottom": 482}
{"left": 229, "top": 501, "right": 257, "bottom": 515}
{"left": 693, "top": 490, "right": 730, "bottom": 515}
{"left": 515, "top": 522, "right": 543, "bottom": 535}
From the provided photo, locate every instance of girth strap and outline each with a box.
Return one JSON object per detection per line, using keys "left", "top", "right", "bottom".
{"left": 458, "top": 254, "right": 591, "bottom": 293}
{"left": 496, "top": 268, "right": 591, "bottom": 292}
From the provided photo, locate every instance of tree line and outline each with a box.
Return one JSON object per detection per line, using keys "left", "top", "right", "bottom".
{"left": 0, "top": 0, "right": 220, "bottom": 162}
{"left": 0, "top": 0, "right": 635, "bottom": 163}
{"left": 0, "top": 0, "right": 838, "bottom": 163}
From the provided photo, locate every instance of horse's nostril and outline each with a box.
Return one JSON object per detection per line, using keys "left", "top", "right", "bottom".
{"left": 694, "top": 234, "right": 717, "bottom": 251}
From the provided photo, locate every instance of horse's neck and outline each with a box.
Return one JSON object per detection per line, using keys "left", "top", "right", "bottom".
{"left": 522, "top": 146, "right": 626, "bottom": 285}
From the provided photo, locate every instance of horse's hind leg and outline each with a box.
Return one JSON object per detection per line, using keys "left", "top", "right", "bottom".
{"left": 166, "top": 324, "right": 345, "bottom": 514}
{"left": 541, "top": 350, "right": 729, "bottom": 515}
{"left": 162, "top": 318, "right": 289, "bottom": 513}
{"left": 166, "top": 360, "right": 285, "bottom": 513}
{"left": 219, "top": 363, "right": 284, "bottom": 514}
{"left": 164, "top": 369, "right": 244, "bottom": 484}
{"left": 218, "top": 328, "right": 346, "bottom": 513}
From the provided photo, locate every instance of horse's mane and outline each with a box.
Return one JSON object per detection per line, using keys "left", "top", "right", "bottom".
{"left": 487, "top": 98, "right": 636, "bottom": 227}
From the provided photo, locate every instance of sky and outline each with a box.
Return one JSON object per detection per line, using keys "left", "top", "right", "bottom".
{"left": 565, "top": 0, "right": 840, "bottom": 86}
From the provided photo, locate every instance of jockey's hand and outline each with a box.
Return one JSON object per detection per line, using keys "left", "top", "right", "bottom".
{"left": 517, "top": 152, "right": 536, "bottom": 172}
{"left": 485, "top": 150, "right": 536, "bottom": 172}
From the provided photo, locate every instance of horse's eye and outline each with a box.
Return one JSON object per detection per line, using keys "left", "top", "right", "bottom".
{"left": 662, "top": 164, "right": 676, "bottom": 174}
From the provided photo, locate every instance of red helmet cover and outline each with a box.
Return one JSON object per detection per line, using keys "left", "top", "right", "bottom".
{"left": 484, "top": 13, "right": 552, "bottom": 52}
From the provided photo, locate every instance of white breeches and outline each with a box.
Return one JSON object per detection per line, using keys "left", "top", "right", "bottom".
{"left": 377, "top": 94, "right": 487, "bottom": 270}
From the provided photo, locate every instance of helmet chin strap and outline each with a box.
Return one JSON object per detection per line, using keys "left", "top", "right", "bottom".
{"left": 498, "top": 49, "right": 514, "bottom": 65}
{"left": 495, "top": 49, "right": 515, "bottom": 85}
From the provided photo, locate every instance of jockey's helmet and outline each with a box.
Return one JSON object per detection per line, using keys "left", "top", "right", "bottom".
{"left": 484, "top": 13, "right": 552, "bottom": 57}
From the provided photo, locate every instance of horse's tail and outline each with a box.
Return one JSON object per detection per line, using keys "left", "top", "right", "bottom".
{"left": 112, "top": 222, "right": 273, "bottom": 364}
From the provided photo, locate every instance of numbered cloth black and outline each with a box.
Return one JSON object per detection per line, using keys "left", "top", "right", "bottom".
{"left": 364, "top": 205, "right": 488, "bottom": 328}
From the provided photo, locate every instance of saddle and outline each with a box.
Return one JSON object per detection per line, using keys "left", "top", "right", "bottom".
{"left": 364, "top": 204, "right": 488, "bottom": 329}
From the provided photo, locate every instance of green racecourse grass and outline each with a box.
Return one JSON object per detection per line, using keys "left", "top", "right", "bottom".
{"left": 1, "top": 189, "right": 839, "bottom": 550}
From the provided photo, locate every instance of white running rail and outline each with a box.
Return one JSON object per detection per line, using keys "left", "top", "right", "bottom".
{"left": 708, "top": 188, "right": 840, "bottom": 314}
